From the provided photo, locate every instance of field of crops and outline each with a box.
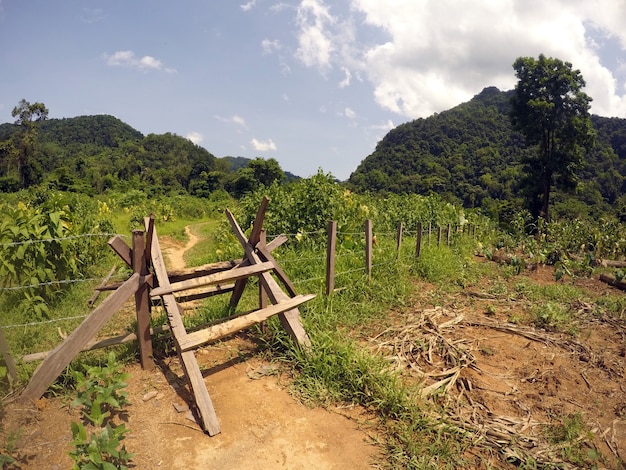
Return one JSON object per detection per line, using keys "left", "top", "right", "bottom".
{"left": 1, "top": 174, "right": 625, "bottom": 468}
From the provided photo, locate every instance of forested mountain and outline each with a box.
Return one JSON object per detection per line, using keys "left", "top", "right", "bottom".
{"left": 0, "top": 114, "right": 286, "bottom": 197}
{"left": 348, "top": 87, "right": 626, "bottom": 220}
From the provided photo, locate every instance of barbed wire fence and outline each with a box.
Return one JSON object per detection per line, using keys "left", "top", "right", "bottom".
{"left": 0, "top": 220, "right": 478, "bottom": 384}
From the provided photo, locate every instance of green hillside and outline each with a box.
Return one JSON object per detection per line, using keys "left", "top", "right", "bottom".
{"left": 348, "top": 87, "right": 626, "bottom": 221}
{"left": 0, "top": 113, "right": 287, "bottom": 197}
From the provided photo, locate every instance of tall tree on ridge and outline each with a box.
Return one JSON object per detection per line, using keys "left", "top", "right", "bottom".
{"left": 12, "top": 99, "right": 49, "bottom": 187}
{"left": 510, "top": 54, "right": 596, "bottom": 221}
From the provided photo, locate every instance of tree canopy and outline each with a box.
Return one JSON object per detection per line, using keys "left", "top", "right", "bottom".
{"left": 510, "top": 54, "right": 596, "bottom": 220}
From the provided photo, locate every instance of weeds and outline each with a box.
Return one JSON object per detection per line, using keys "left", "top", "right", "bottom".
{"left": 68, "top": 352, "right": 133, "bottom": 469}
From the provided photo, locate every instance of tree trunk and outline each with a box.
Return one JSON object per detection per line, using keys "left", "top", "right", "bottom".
{"left": 540, "top": 170, "right": 551, "bottom": 221}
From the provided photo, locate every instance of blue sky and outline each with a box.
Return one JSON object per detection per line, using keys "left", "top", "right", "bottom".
{"left": 1, "top": 1, "right": 625, "bottom": 180}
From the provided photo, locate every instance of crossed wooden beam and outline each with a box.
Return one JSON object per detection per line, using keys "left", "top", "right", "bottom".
{"left": 19, "top": 197, "right": 313, "bottom": 436}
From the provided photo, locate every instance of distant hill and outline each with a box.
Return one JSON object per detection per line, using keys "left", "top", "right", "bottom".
{"left": 0, "top": 114, "right": 299, "bottom": 195}
{"left": 348, "top": 87, "right": 626, "bottom": 219}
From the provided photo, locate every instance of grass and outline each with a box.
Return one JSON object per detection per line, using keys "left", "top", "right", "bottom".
{"left": 4, "top": 209, "right": 621, "bottom": 469}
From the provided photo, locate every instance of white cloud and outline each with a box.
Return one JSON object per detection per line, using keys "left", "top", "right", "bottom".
{"left": 344, "top": 107, "right": 357, "bottom": 120}
{"left": 339, "top": 66, "right": 351, "bottom": 88}
{"left": 262, "top": 38, "right": 282, "bottom": 55}
{"left": 354, "top": 0, "right": 626, "bottom": 117}
{"left": 251, "top": 138, "right": 277, "bottom": 151}
{"left": 186, "top": 132, "right": 204, "bottom": 144}
{"left": 104, "top": 50, "right": 176, "bottom": 73}
{"left": 240, "top": 0, "right": 256, "bottom": 12}
{"left": 215, "top": 114, "right": 247, "bottom": 128}
{"left": 287, "top": 0, "right": 626, "bottom": 118}
{"left": 294, "top": 0, "right": 336, "bottom": 69}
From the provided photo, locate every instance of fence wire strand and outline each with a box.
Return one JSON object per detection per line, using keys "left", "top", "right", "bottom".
{"left": 0, "top": 233, "right": 123, "bottom": 248}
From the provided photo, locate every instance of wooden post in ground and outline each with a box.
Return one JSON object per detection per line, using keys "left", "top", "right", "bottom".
{"left": 396, "top": 222, "right": 403, "bottom": 261}
{"left": 437, "top": 226, "right": 442, "bottom": 246}
{"left": 132, "top": 230, "right": 153, "bottom": 370}
{"left": 416, "top": 222, "right": 423, "bottom": 259}
{"left": 0, "top": 327, "right": 17, "bottom": 386}
{"left": 428, "top": 222, "right": 432, "bottom": 245}
{"left": 446, "top": 224, "right": 451, "bottom": 246}
{"left": 326, "top": 220, "right": 337, "bottom": 296}
{"left": 365, "top": 219, "right": 372, "bottom": 282}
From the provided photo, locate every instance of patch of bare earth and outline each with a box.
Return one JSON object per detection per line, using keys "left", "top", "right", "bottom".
{"left": 371, "top": 263, "right": 626, "bottom": 468}
{"left": 1, "top": 227, "right": 378, "bottom": 469}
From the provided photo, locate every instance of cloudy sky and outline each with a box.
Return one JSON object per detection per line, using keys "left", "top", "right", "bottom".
{"left": 1, "top": 1, "right": 625, "bottom": 180}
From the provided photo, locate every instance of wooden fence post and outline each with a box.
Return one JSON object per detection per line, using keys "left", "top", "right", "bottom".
{"left": 437, "top": 226, "right": 442, "bottom": 246}
{"left": 416, "top": 222, "right": 422, "bottom": 259}
{"left": 132, "top": 230, "right": 153, "bottom": 370}
{"left": 365, "top": 219, "right": 372, "bottom": 282}
{"left": 396, "top": 222, "right": 403, "bottom": 260}
{"left": 446, "top": 224, "right": 451, "bottom": 246}
{"left": 428, "top": 222, "right": 432, "bottom": 245}
{"left": 325, "top": 221, "right": 337, "bottom": 296}
{"left": 0, "top": 327, "right": 17, "bottom": 386}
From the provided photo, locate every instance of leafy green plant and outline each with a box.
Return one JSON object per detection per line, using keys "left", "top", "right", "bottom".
{"left": 531, "top": 302, "right": 571, "bottom": 332}
{"left": 71, "top": 352, "right": 129, "bottom": 426}
{"left": 69, "top": 422, "right": 133, "bottom": 470}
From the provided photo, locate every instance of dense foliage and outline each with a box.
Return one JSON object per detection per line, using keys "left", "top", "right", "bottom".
{"left": 348, "top": 87, "right": 626, "bottom": 224}
{"left": 0, "top": 113, "right": 286, "bottom": 198}
{"left": 510, "top": 54, "right": 596, "bottom": 220}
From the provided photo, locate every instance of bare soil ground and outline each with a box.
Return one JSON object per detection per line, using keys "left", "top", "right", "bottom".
{"left": 2, "top": 231, "right": 626, "bottom": 469}
{"left": 373, "top": 262, "right": 626, "bottom": 468}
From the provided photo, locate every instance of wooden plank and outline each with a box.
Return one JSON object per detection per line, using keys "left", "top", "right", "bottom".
{"left": 148, "top": 227, "right": 221, "bottom": 436}
{"left": 20, "top": 273, "right": 141, "bottom": 402}
{"left": 179, "top": 294, "right": 315, "bottom": 351}
{"left": 108, "top": 235, "right": 132, "bottom": 268}
{"left": 132, "top": 230, "right": 153, "bottom": 370}
{"left": 226, "top": 209, "right": 311, "bottom": 348}
{"left": 151, "top": 262, "right": 274, "bottom": 297}
{"left": 266, "top": 234, "right": 287, "bottom": 251}
{"left": 168, "top": 259, "right": 242, "bottom": 282}
{"left": 88, "top": 265, "right": 117, "bottom": 307}
{"left": 229, "top": 197, "right": 270, "bottom": 310}
{"left": 249, "top": 196, "right": 269, "bottom": 247}
{"left": 175, "top": 284, "right": 235, "bottom": 304}
{"left": 257, "top": 244, "right": 297, "bottom": 297}
{"left": 22, "top": 325, "right": 171, "bottom": 363}
{"left": 325, "top": 221, "right": 337, "bottom": 296}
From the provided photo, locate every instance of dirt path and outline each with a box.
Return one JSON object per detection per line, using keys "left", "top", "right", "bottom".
{"left": 163, "top": 225, "right": 200, "bottom": 271}
{"left": 2, "top": 224, "right": 378, "bottom": 469}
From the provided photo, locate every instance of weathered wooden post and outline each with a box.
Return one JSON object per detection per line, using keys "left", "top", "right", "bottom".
{"left": 365, "top": 219, "right": 373, "bottom": 281}
{"left": 0, "top": 328, "right": 17, "bottom": 386}
{"left": 437, "top": 225, "right": 442, "bottom": 246}
{"left": 446, "top": 223, "right": 451, "bottom": 246}
{"left": 132, "top": 230, "right": 153, "bottom": 370}
{"left": 326, "top": 221, "right": 337, "bottom": 296}
{"left": 416, "top": 222, "right": 422, "bottom": 259}
{"left": 396, "top": 222, "right": 403, "bottom": 261}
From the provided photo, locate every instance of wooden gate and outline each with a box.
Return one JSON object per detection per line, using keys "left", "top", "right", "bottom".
{"left": 20, "top": 197, "right": 314, "bottom": 436}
